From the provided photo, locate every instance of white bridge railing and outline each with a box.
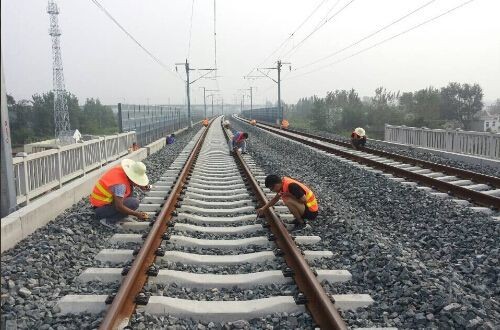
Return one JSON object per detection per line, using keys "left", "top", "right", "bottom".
{"left": 384, "top": 124, "right": 500, "bottom": 159}
{"left": 13, "top": 132, "right": 136, "bottom": 206}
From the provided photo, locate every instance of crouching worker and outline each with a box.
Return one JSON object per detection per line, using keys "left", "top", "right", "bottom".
{"left": 223, "top": 120, "right": 231, "bottom": 129}
{"left": 229, "top": 131, "right": 248, "bottom": 155}
{"left": 257, "top": 175, "right": 318, "bottom": 231}
{"left": 90, "top": 159, "right": 151, "bottom": 228}
{"left": 166, "top": 133, "right": 175, "bottom": 145}
{"left": 203, "top": 118, "right": 209, "bottom": 127}
{"left": 351, "top": 127, "right": 367, "bottom": 149}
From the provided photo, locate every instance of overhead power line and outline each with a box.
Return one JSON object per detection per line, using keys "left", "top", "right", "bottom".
{"left": 89, "top": 0, "right": 181, "bottom": 80}
{"left": 213, "top": 0, "right": 220, "bottom": 89}
{"left": 281, "top": 0, "right": 356, "bottom": 59}
{"left": 242, "top": 0, "right": 333, "bottom": 91}
{"left": 187, "top": 0, "right": 196, "bottom": 59}
{"left": 295, "top": 0, "right": 437, "bottom": 71}
{"left": 252, "top": 0, "right": 330, "bottom": 73}
{"left": 311, "top": 0, "right": 341, "bottom": 31}
{"left": 286, "top": 0, "right": 476, "bottom": 81}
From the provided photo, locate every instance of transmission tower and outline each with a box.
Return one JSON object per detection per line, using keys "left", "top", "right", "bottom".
{"left": 47, "top": 0, "right": 71, "bottom": 139}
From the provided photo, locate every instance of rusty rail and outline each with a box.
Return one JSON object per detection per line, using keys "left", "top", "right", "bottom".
{"left": 235, "top": 117, "right": 500, "bottom": 210}
{"left": 99, "top": 123, "right": 211, "bottom": 330}
{"left": 222, "top": 121, "right": 348, "bottom": 330}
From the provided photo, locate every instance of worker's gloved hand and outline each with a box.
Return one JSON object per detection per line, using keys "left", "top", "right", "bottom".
{"left": 141, "top": 184, "right": 151, "bottom": 191}
{"left": 137, "top": 212, "right": 149, "bottom": 221}
{"left": 256, "top": 208, "right": 265, "bottom": 217}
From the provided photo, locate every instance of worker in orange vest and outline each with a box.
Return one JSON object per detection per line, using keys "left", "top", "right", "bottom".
{"left": 203, "top": 118, "right": 209, "bottom": 127}
{"left": 257, "top": 175, "right": 318, "bottom": 231}
{"left": 90, "top": 159, "right": 151, "bottom": 229}
{"left": 128, "top": 142, "right": 140, "bottom": 153}
{"left": 280, "top": 119, "right": 289, "bottom": 129}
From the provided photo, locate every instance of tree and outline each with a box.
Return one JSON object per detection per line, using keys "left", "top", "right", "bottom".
{"left": 367, "top": 87, "right": 404, "bottom": 130}
{"left": 413, "top": 87, "right": 441, "bottom": 127}
{"left": 81, "top": 98, "right": 118, "bottom": 134}
{"left": 31, "top": 92, "right": 55, "bottom": 139}
{"left": 7, "top": 91, "right": 119, "bottom": 146}
{"left": 440, "top": 82, "right": 483, "bottom": 129}
{"left": 325, "top": 89, "right": 364, "bottom": 130}
{"left": 310, "top": 96, "right": 328, "bottom": 131}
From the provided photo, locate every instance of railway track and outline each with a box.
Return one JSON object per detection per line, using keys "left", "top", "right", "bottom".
{"left": 235, "top": 116, "right": 500, "bottom": 215}
{"left": 55, "top": 117, "right": 374, "bottom": 329}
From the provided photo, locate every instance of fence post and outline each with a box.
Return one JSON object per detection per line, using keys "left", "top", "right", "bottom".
{"left": 97, "top": 137, "right": 103, "bottom": 167}
{"left": 117, "top": 133, "right": 121, "bottom": 156}
{"left": 57, "top": 147, "right": 63, "bottom": 188}
{"left": 81, "top": 144, "right": 86, "bottom": 176}
{"left": 22, "top": 156, "right": 30, "bottom": 205}
{"left": 490, "top": 133, "right": 496, "bottom": 158}
{"left": 104, "top": 136, "right": 108, "bottom": 163}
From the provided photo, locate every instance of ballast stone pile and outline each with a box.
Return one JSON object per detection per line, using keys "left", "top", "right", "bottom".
{"left": 292, "top": 126, "right": 500, "bottom": 178}
{"left": 232, "top": 120, "right": 499, "bottom": 329}
{"left": 0, "top": 126, "right": 202, "bottom": 329}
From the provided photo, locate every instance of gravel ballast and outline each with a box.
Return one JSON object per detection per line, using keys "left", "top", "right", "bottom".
{"left": 232, "top": 118, "right": 500, "bottom": 329}
{"left": 1, "top": 126, "right": 202, "bottom": 329}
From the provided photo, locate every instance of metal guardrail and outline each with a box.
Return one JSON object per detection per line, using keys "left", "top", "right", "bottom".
{"left": 12, "top": 132, "right": 136, "bottom": 206}
{"left": 385, "top": 124, "right": 500, "bottom": 159}
{"left": 241, "top": 107, "right": 280, "bottom": 124}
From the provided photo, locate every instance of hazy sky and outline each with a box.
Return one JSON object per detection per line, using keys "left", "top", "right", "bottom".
{"left": 2, "top": 0, "right": 499, "bottom": 106}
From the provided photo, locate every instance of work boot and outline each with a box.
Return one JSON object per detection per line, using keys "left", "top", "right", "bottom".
{"left": 100, "top": 218, "right": 122, "bottom": 229}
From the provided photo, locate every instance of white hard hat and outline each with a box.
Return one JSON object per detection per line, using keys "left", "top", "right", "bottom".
{"left": 354, "top": 127, "right": 366, "bottom": 137}
{"left": 121, "top": 159, "right": 149, "bottom": 186}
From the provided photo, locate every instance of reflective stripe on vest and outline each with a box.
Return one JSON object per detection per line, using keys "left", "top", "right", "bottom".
{"left": 281, "top": 177, "right": 318, "bottom": 212}
{"left": 90, "top": 182, "right": 113, "bottom": 203}
{"left": 90, "top": 165, "right": 132, "bottom": 207}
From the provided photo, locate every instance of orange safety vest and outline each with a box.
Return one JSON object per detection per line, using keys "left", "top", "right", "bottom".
{"left": 90, "top": 165, "right": 132, "bottom": 207}
{"left": 281, "top": 119, "right": 289, "bottom": 129}
{"left": 281, "top": 177, "right": 318, "bottom": 212}
{"left": 203, "top": 119, "right": 209, "bottom": 127}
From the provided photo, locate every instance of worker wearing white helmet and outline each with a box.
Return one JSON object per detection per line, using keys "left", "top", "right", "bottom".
{"left": 351, "top": 127, "right": 367, "bottom": 149}
{"left": 90, "top": 159, "right": 151, "bottom": 229}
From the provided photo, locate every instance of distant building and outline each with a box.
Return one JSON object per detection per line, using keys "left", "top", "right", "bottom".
{"left": 470, "top": 114, "right": 499, "bottom": 132}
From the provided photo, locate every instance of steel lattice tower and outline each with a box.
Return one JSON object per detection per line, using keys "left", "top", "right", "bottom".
{"left": 47, "top": 0, "right": 70, "bottom": 138}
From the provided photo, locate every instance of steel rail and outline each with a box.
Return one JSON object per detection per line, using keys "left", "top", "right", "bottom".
{"left": 236, "top": 117, "right": 500, "bottom": 210}
{"left": 99, "top": 122, "right": 212, "bottom": 330}
{"left": 222, "top": 121, "right": 348, "bottom": 330}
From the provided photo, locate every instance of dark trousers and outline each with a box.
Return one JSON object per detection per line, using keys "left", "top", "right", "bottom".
{"left": 352, "top": 138, "right": 366, "bottom": 149}
{"left": 94, "top": 197, "right": 140, "bottom": 222}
